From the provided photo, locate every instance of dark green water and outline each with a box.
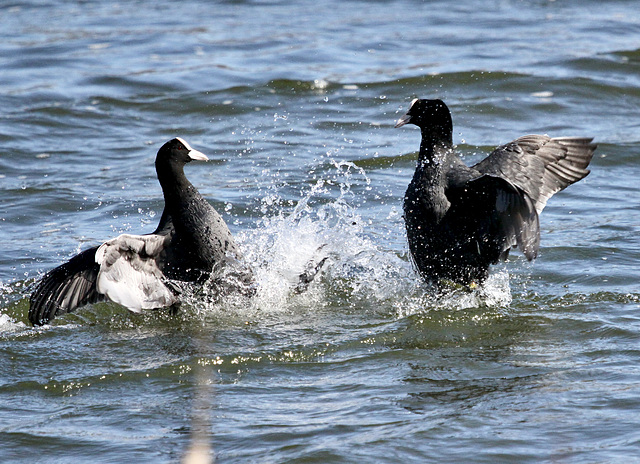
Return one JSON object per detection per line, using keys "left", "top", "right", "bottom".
{"left": 1, "top": 1, "right": 639, "bottom": 462}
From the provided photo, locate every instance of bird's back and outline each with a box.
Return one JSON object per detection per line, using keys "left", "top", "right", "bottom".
{"left": 163, "top": 192, "right": 241, "bottom": 282}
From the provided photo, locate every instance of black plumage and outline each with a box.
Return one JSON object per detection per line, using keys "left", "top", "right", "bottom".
{"left": 396, "top": 98, "right": 596, "bottom": 286}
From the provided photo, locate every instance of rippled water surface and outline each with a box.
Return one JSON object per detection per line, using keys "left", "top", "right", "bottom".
{"left": 1, "top": 1, "right": 640, "bottom": 462}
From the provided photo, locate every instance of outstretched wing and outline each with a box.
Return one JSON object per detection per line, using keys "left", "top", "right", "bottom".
{"left": 447, "top": 174, "right": 540, "bottom": 263}
{"left": 473, "top": 135, "right": 596, "bottom": 214}
{"left": 95, "top": 233, "right": 178, "bottom": 312}
{"left": 29, "top": 246, "right": 105, "bottom": 326}
{"left": 29, "top": 213, "right": 178, "bottom": 325}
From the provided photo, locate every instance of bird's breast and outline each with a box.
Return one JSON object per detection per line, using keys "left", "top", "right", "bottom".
{"left": 404, "top": 176, "right": 450, "bottom": 225}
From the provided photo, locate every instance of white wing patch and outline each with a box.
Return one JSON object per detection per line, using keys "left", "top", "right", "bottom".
{"left": 95, "top": 234, "right": 177, "bottom": 312}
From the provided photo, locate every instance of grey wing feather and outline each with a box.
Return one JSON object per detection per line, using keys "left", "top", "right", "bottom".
{"left": 498, "top": 185, "right": 540, "bottom": 260}
{"left": 29, "top": 246, "right": 105, "bottom": 326}
{"left": 29, "top": 217, "right": 177, "bottom": 325}
{"left": 473, "top": 135, "right": 596, "bottom": 214}
{"left": 95, "top": 233, "right": 178, "bottom": 311}
{"left": 450, "top": 175, "right": 540, "bottom": 262}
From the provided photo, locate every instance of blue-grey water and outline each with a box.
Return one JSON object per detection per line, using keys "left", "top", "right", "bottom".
{"left": 1, "top": 1, "right": 640, "bottom": 462}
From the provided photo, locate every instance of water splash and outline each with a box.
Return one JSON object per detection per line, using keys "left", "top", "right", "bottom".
{"left": 237, "top": 161, "right": 378, "bottom": 312}
{"left": 231, "top": 159, "right": 511, "bottom": 318}
{"left": 0, "top": 313, "right": 27, "bottom": 334}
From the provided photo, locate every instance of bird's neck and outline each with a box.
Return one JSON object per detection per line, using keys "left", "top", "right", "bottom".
{"left": 156, "top": 161, "right": 203, "bottom": 214}
{"left": 418, "top": 129, "right": 453, "bottom": 170}
{"left": 405, "top": 132, "right": 453, "bottom": 224}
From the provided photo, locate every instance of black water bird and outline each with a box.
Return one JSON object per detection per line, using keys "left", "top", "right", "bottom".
{"left": 395, "top": 98, "right": 596, "bottom": 286}
{"left": 29, "top": 138, "right": 253, "bottom": 325}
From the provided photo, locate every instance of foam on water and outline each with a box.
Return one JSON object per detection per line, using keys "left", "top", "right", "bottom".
{"left": 0, "top": 313, "right": 26, "bottom": 334}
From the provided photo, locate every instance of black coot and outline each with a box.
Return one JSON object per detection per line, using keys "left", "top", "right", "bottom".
{"left": 29, "top": 138, "right": 253, "bottom": 325}
{"left": 396, "top": 98, "right": 596, "bottom": 286}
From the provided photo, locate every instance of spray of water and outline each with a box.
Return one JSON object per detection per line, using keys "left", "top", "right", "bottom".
{"left": 208, "top": 159, "right": 512, "bottom": 319}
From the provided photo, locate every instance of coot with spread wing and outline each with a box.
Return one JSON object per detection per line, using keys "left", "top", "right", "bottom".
{"left": 29, "top": 138, "right": 252, "bottom": 325}
{"left": 396, "top": 98, "right": 596, "bottom": 286}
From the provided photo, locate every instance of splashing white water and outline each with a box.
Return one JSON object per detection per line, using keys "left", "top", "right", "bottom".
{"left": 231, "top": 159, "right": 511, "bottom": 318}
{"left": 0, "top": 313, "right": 26, "bottom": 334}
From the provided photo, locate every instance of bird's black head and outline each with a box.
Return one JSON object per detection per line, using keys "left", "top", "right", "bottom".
{"left": 395, "top": 98, "right": 453, "bottom": 144}
{"left": 156, "top": 137, "right": 208, "bottom": 166}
